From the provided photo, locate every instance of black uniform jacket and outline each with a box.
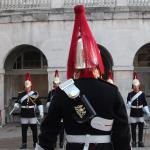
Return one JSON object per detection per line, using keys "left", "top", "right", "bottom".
{"left": 47, "top": 88, "right": 58, "bottom": 103}
{"left": 39, "top": 78, "right": 131, "bottom": 150}
{"left": 16, "top": 91, "right": 42, "bottom": 118}
{"left": 127, "top": 91, "right": 147, "bottom": 117}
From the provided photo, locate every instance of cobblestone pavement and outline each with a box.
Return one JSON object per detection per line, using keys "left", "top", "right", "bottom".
{"left": 0, "top": 123, "right": 150, "bottom": 150}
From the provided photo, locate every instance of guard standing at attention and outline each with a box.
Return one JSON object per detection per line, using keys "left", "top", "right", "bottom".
{"left": 127, "top": 72, "right": 150, "bottom": 147}
{"left": 12, "top": 73, "right": 44, "bottom": 149}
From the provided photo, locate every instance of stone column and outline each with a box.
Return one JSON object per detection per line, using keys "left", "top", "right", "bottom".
{"left": 113, "top": 66, "right": 134, "bottom": 103}
{"left": 0, "top": 69, "right": 5, "bottom": 126}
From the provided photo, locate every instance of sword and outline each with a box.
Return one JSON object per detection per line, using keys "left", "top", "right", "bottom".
{"left": 9, "top": 108, "right": 15, "bottom": 115}
{"left": 36, "top": 117, "right": 41, "bottom": 125}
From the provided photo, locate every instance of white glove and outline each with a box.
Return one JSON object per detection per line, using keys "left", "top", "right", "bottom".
{"left": 143, "top": 106, "right": 150, "bottom": 117}
{"left": 127, "top": 101, "right": 131, "bottom": 109}
{"left": 35, "top": 143, "right": 44, "bottom": 150}
{"left": 14, "top": 103, "right": 20, "bottom": 110}
{"left": 46, "top": 102, "right": 51, "bottom": 109}
{"left": 38, "top": 105, "right": 44, "bottom": 119}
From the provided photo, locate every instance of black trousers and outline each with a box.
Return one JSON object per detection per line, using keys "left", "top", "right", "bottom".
{"left": 131, "top": 122, "right": 144, "bottom": 142}
{"left": 59, "top": 122, "right": 64, "bottom": 145}
{"left": 21, "top": 124, "right": 37, "bottom": 144}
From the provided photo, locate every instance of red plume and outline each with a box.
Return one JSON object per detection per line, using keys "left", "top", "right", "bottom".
{"left": 25, "top": 72, "right": 32, "bottom": 82}
{"left": 54, "top": 70, "right": 59, "bottom": 77}
{"left": 67, "top": 5, "right": 104, "bottom": 79}
{"left": 133, "top": 72, "right": 138, "bottom": 79}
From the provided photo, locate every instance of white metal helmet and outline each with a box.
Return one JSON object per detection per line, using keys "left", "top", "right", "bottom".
{"left": 132, "top": 79, "right": 140, "bottom": 86}
{"left": 53, "top": 70, "right": 61, "bottom": 84}
{"left": 132, "top": 72, "right": 140, "bottom": 86}
{"left": 24, "top": 73, "right": 32, "bottom": 88}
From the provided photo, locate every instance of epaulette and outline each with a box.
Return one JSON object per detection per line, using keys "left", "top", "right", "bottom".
{"left": 30, "top": 91, "right": 39, "bottom": 99}
{"left": 129, "top": 90, "right": 133, "bottom": 93}
{"left": 18, "top": 91, "right": 24, "bottom": 94}
{"left": 59, "top": 79, "right": 80, "bottom": 99}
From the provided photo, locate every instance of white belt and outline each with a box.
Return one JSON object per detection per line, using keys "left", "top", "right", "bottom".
{"left": 66, "top": 134, "right": 111, "bottom": 150}
{"left": 21, "top": 106, "right": 35, "bottom": 108}
{"left": 131, "top": 105, "right": 143, "bottom": 109}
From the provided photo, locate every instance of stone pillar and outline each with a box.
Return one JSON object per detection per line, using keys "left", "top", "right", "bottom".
{"left": 116, "top": 0, "right": 128, "bottom": 6}
{"left": 0, "top": 69, "right": 5, "bottom": 126}
{"left": 113, "top": 66, "right": 134, "bottom": 103}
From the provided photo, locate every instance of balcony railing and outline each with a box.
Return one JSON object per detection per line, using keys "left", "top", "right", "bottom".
{"left": 0, "top": 0, "right": 50, "bottom": 10}
{"left": 128, "top": 0, "right": 150, "bottom": 6}
{"left": 0, "top": 0, "right": 150, "bottom": 11}
{"left": 64, "top": 0, "right": 116, "bottom": 7}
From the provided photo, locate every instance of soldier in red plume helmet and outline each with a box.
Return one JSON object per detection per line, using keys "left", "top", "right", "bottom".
{"left": 127, "top": 72, "right": 150, "bottom": 147}
{"left": 36, "top": 5, "right": 131, "bottom": 150}
{"left": 46, "top": 70, "right": 64, "bottom": 148}
{"left": 46, "top": 70, "right": 61, "bottom": 108}
{"left": 12, "top": 73, "right": 43, "bottom": 149}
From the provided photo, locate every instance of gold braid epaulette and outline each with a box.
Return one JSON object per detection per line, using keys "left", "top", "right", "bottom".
{"left": 29, "top": 91, "right": 39, "bottom": 105}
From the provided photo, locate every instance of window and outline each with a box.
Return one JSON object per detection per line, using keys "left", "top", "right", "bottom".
{"left": 13, "top": 51, "right": 47, "bottom": 69}
{"left": 137, "top": 49, "right": 150, "bottom": 67}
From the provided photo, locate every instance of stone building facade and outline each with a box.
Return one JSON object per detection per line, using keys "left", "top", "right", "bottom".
{"left": 0, "top": 0, "right": 150, "bottom": 124}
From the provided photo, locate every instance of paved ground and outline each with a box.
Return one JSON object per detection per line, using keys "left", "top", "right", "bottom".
{"left": 0, "top": 123, "right": 63, "bottom": 150}
{"left": 0, "top": 123, "right": 150, "bottom": 150}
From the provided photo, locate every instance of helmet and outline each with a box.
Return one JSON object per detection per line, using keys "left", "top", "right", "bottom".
{"left": 132, "top": 72, "right": 140, "bottom": 86}
{"left": 24, "top": 73, "right": 32, "bottom": 88}
{"left": 67, "top": 5, "right": 104, "bottom": 79}
{"left": 53, "top": 70, "right": 61, "bottom": 84}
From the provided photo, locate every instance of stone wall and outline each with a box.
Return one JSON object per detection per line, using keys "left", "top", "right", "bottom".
{"left": 0, "top": 6, "right": 150, "bottom": 123}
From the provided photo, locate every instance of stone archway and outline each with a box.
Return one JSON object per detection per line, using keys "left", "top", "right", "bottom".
{"left": 98, "top": 44, "right": 114, "bottom": 80}
{"left": 133, "top": 43, "right": 150, "bottom": 104}
{"left": 4, "top": 44, "right": 48, "bottom": 122}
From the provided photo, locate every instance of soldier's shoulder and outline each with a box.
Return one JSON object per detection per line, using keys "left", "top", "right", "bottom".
{"left": 18, "top": 91, "right": 24, "bottom": 93}
{"left": 33, "top": 90, "right": 38, "bottom": 93}
{"left": 128, "top": 90, "right": 134, "bottom": 95}
{"left": 33, "top": 91, "right": 39, "bottom": 96}
{"left": 18, "top": 91, "right": 25, "bottom": 95}
{"left": 98, "top": 79, "right": 117, "bottom": 89}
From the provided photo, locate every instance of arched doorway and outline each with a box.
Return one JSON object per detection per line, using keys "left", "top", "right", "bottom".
{"left": 133, "top": 43, "right": 150, "bottom": 104}
{"left": 4, "top": 45, "right": 48, "bottom": 122}
{"left": 98, "top": 44, "right": 113, "bottom": 80}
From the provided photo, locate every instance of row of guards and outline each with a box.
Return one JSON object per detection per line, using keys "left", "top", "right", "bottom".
{"left": 8, "top": 72, "right": 150, "bottom": 149}
{"left": 8, "top": 4, "right": 150, "bottom": 150}
{"left": 8, "top": 69, "right": 114, "bottom": 149}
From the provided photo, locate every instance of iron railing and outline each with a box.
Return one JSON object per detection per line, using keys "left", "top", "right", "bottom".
{"left": 0, "top": 0, "right": 50, "bottom": 10}
{"left": 0, "top": 0, "right": 150, "bottom": 11}
{"left": 64, "top": 0, "right": 116, "bottom": 7}
{"left": 128, "top": 0, "right": 150, "bottom": 6}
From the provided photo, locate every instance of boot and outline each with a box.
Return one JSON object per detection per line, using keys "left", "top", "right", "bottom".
{"left": 20, "top": 143, "right": 27, "bottom": 149}
{"left": 138, "top": 141, "right": 144, "bottom": 147}
{"left": 132, "top": 141, "right": 136, "bottom": 147}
